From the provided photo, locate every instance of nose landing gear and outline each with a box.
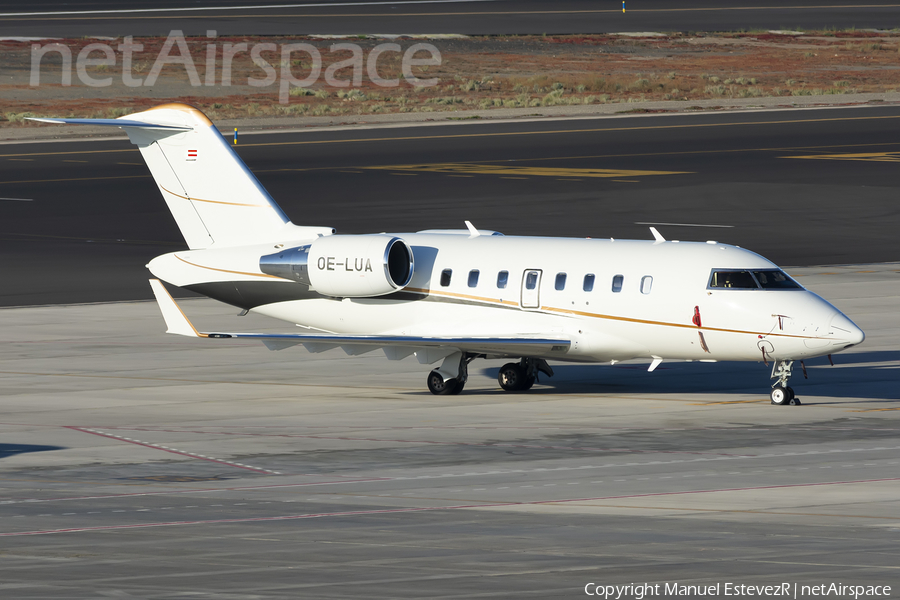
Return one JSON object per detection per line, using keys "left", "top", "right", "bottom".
{"left": 770, "top": 359, "right": 801, "bottom": 405}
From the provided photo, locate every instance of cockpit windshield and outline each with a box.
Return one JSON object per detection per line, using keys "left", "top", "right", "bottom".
{"left": 708, "top": 269, "right": 801, "bottom": 290}
{"left": 752, "top": 270, "right": 801, "bottom": 289}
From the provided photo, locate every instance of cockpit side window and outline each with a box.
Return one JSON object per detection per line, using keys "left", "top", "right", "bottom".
{"left": 708, "top": 270, "right": 758, "bottom": 289}
{"left": 753, "top": 270, "right": 801, "bottom": 289}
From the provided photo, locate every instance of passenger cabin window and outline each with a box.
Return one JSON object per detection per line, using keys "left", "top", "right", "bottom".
{"left": 555, "top": 273, "right": 567, "bottom": 291}
{"left": 468, "top": 269, "right": 480, "bottom": 288}
{"left": 440, "top": 269, "right": 452, "bottom": 287}
{"left": 583, "top": 274, "right": 595, "bottom": 292}
{"left": 525, "top": 271, "right": 538, "bottom": 290}
{"left": 611, "top": 274, "right": 624, "bottom": 293}
{"left": 641, "top": 276, "right": 653, "bottom": 294}
{"left": 497, "top": 270, "right": 509, "bottom": 289}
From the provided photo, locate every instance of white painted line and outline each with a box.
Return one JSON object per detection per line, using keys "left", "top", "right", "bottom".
{"left": 636, "top": 221, "right": 734, "bottom": 228}
{"left": 0, "top": 197, "right": 33, "bottom": 202}
{"left": 0, "top": 0, "right": 494, "bottom": 17}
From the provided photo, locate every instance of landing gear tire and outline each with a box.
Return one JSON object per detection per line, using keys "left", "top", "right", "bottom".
{"left": 427, "top": 370, "right": 460, "bottom": 395}
{"left": 520, "top": 376, "right": 536, "bottom": 391}
{"left": 771, "top": 385, "right": 794, "bottom": 405}
{"left": 498, "top": 363, "right": 527, "bottom": 392}
{"left": 769, "top": 360, "right": 803, "bottom": 406}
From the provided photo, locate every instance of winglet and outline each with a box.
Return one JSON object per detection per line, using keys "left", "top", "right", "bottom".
{"left": 464, "top": 220, "right": 480, "bottom": 238}
{"left": 649, "top": 227, "right": 665, "bottom": 244}
{"left": 149, "top": 279, "right": 202, "bottom": 337}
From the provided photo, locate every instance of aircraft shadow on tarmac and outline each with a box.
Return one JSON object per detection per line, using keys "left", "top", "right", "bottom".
{"left": 475, "top": 350, "right": 900, "bottom": 403}
{"left": 0, "top": 444, "right": 65, "bottom": 460}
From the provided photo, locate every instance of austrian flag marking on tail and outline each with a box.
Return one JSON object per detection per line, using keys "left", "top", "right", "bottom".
{"left": 187, "top": 149, "right": 198, "bottom": 161}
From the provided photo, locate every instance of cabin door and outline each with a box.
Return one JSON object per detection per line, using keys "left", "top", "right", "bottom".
{"left": 520, "top": 269, "right": 542, "bottom": 309}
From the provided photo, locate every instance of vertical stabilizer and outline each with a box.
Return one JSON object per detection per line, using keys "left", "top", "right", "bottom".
{"left": 32, "top": 103, "right": 295, "bottom": 249}
{"left": 122, "top": 104, "right": 290, "bottom": 249}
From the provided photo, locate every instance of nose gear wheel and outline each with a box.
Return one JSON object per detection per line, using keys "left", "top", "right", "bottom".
{"left": 770, "top": 360, "right": 801, "bottom": 405}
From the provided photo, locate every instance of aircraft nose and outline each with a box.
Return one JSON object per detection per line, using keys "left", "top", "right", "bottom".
{"left": 829, "top": 312, "right": 865, "bottom": 348}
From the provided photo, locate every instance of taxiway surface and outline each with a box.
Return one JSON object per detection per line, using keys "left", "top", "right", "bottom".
{"left": 0, "top": 263, "right": 897, "bottom": 598}
{"left": 2, "top": 0, "right": 900, "bottom": 37}
{"left": 3, "top": 105, "right": 900, "bottom": 305}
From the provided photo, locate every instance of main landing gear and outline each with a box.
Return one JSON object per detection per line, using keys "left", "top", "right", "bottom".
{"left": 427, "top": 352, "right": 476, "bottom": 395}
{"left": 770, "top": 359, "right": 802, "bottom": 406}
{"left": 498, "top": 358, "right": 554, "bottom": 392}
{"left": 426, "top": 354, "right": 554, "bottom": 395}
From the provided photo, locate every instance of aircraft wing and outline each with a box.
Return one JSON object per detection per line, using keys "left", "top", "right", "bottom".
{"left": 149, "top": 280, "right": 571, "bottom": 360}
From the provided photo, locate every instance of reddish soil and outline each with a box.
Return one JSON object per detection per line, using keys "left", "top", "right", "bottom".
{"left": 3, "top": 32, "right": 900, "bottom": 124}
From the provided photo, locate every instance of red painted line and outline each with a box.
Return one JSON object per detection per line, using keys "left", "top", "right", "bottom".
{"left": 2, "top": 477, "right": 897, "bottom": 537}
{"left": 65, "top": 427, "right": 275, "bottom": 475}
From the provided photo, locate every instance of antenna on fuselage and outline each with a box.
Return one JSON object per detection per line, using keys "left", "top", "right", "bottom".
{"left": 649, "top": 227, "right": 666, "bottom": 244}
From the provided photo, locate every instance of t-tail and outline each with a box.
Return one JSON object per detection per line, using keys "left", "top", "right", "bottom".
{"left": 31, "top": 103, "right": 332, "bottom": 249}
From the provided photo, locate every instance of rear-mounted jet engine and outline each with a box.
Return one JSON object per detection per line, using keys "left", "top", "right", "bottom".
{"left": 260, "top": 234, "right": 414, "bottom": 297}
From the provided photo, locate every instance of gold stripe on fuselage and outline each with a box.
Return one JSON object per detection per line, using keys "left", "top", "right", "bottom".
{"left": 175, "top": 255, "right": 281, "bottom": 279}
{"left": 403, "top": 287, "right": 812, "bottom": 340}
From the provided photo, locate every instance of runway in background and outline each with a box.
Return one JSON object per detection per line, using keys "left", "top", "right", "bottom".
{"left": 2, "top": 0, "right": 900, "bottom": 37}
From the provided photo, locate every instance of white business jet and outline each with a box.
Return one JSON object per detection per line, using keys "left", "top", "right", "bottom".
{"left": 33, "top": 104, "right": 865, "bottom": 404}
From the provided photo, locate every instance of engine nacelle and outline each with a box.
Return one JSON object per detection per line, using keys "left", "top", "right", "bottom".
{"left": 260, "top": 234, "right": 414, "bottom": 297}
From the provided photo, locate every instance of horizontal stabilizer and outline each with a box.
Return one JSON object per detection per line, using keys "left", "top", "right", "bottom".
{"left": 149, "top": 280, "right": 571, "bottom": 356}
{"left": 28, "top": 117, "right": 190, "bottom": 130}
